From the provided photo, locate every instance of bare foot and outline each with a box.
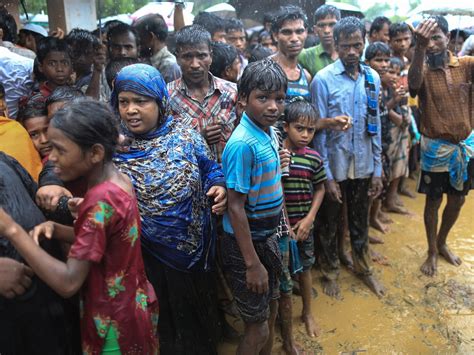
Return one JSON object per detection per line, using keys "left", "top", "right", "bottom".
{"left": 370, "top": 249, "right": 389, "bottom": 265}
{"left": 360, "top": 274, "right": 386, "bottom": 297}
{"left": 301, "top": 313, "right": 321, "bottom": 338}
{"left": 339, "top": 251, "right": 354, "bottom": 270}
{"left": 420, "top": 253, "right": 438, "bottom": 277}
{"left": 399, "top": 187, "right": 416, "bottom": 198}
{"left": 322, "top": 278, "right": 341, "bottom": 299}
{"left": 370, "top": 217, "right": 389, "bottom": 234}
{"left": 438, "top": 244, "right": 462, "bottom": 266}
{"left": 369, "top": 234, "right": 385, "bottom": 244}
{"left": 378, "top": 211, "right": 393, "bottom": 224}
{"left": 384, "top": 203, "right": 410, "bottom": 215}
{"left": 282, "top": 341, "right": 303, "bottom": 355}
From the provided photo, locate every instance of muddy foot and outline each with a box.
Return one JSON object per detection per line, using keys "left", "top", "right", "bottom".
{"left": 420, "top": 253, "right": 438, "bottom": 277}
{"left": 370, "top": 249, "right": 389, "bottom": 265}
{"left": 370, "top": 217, "right": 389, "bottom": 234}
{"left": 339, "top": 251, "right": 354, "bottom": 270}
{"left": 438, "top": 244, "right": 462, "bottom": 266}
{"left": 282, "top": 341, "right": 303, "bottom": 355}
{"left": 360, "top": 274, "right": 386, "bottom": 297}
{"left": 369, "top": 234, "right": 385, "bottom": 244}
{"left": 399, "top": 187, "right": 416, "bottom": 199}
{"left": 322, "top": 278, "right": 341, "bottom": 299}
{"left": 301, "top": 313, "right": 321, "bottom": 338}
{"left": 378, "top": 211, "right": 393, "bottom": 224}
{"left": 384, "top": 203, "right": 411, "bottom": 215}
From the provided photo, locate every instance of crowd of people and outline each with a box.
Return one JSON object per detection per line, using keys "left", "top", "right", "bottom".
{"left": 0, "top": 2, "right": 473, "bottom": 354}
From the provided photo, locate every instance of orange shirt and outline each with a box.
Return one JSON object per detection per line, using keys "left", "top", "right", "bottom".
{"left": 0, "top": 115, "right": 43, "bottom": 181}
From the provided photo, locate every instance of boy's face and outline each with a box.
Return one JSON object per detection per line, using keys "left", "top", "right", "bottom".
{"left": 69, "top": 42, "right": 94, "bottom": 76}
{"left": 383, "top": 64, "right": 401, "bottom": 88}
{"left": 314, "top": 15, "right": 338, "bottom": 48}
{"left": 24, "top": 115, "right": 52, "bottom": 158}
{"left": 241, "top": 88, "right": 285, "bottom": 130}
{"left": 177, "top": 43, "right": 212, "bottom": 85}
{"left": 39, "top": 51, "right": 72, "bottom": 87}
{"left": 284, "top": 117, "right": 317, "bottom": 149}
{"left": 370, "top": 23, "right": 390, "bottom": 44}
{"left": 274, "top": 19, "right": 307, "bottom": 58}
{"left": 212, "top": 30, "right": 227, "bottom": 43}
{"left": 367, "top": 53, "right": 390, "bottom": 76}
{"left": 389, "top": 31, "right": 411, "bottom": 56}
{"left": 226, "top": 29, "right": 247, "bottom": 53}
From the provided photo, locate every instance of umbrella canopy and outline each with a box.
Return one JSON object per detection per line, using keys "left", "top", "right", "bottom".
{"left": 205, "top": 3, "right": 236, "bottom": 18}
{"left": 131, "top": 2, "right": 195, "bottom": 31}
{"left": 326, "top": 1, "right": 364, "bottom": 19}
{"left": 408, "top": 1, "right": 474, "bottom": 17}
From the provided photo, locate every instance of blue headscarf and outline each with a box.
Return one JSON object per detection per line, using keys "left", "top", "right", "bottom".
{"left": 111, "top": 63, "right": 170, "bottom": 121}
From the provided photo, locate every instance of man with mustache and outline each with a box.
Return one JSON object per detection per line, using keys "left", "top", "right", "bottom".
{"left": 312, "top": 16, "right": 385, "bottom": 298}
{"left": 408, "top": 16, "right": 474, "bottom": 277}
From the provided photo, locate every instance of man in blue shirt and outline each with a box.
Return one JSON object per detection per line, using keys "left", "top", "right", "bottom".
{"left": 312, "top": 17, "right": 385, "bottom": 298}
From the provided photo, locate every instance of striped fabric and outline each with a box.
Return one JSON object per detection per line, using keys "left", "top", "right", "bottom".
{"left": 285, "top": 64, "right": 311, "bottom": 103}
{"left": 283, "top": 147, "right": 326, "bottom": 226}
{"left": 222, "top": 113, "right": 284, "bottom": 241}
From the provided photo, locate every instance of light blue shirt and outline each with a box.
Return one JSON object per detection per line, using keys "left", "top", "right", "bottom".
{"left": 311, "top": 59, "right": 382, "bottom": 182}
{"left": 0, "top": 46, "right": 34, "bottom": 119}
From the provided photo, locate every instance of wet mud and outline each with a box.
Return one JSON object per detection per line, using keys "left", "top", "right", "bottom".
{"left": 219, "top": 179, "right": 474, "bottom": 353}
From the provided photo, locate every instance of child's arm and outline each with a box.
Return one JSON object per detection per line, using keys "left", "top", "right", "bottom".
{"left": 227, "top": 189, "right": 269, "bottom": 294}
{"left": 30, "top": 221, "right": 75, "bottom": 244}
{"left": 388, "top": 109, "right": 404, "bottom": 127}
{"left": 0, "top": 209, "right": 90, "bottom": 298}
{"left": 293, "top": 183, "right": 325, "bottom": 241}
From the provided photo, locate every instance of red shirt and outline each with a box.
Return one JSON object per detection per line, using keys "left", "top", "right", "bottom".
{"left": 69, "top": 181, "right": 158, "bottom": 354}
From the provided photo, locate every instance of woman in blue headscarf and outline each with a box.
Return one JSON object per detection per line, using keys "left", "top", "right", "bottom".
{"left": 112, "top": 64, "right": 225, "bottom": 355}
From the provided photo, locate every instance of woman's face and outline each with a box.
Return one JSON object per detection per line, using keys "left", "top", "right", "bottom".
{"left": 117, "top": 91, "right": 160, "bottom": 135}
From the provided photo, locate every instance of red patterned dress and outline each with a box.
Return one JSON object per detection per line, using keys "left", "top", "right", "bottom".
{"left": 69, "top": 181, "right": 158, "bottom": 354}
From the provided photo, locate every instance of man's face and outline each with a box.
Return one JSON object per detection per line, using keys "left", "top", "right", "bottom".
{"left": 389, "top": 31, "right": 411, "bottom": 57}
{"left": 108, "top": 31, "right": 138, "bottom": 60}
{"left": 39, "top": 51, "right": 73, "bottom": 87}
{"left": 177, "top": 43, "right": 212, "bottom": 85}
{"left": 336, "top": 31, "right": 365, "bottom": 70}
{"left": 370, "top": 23, "right": 390, "bottom": 44}
{"left": 136, "top": 28, "right": 153, "bottom": 58}
{"left": 274, "top": 19, "right": 307, "bottom": 58}
{"left": 427, "top": 28, "right": 449, "bottom": 56}
{"left": 313, "top": 15, "right": 338, "bottom": 48}
{"left": 226, "top": 29, "right": 246, "bottom": 53}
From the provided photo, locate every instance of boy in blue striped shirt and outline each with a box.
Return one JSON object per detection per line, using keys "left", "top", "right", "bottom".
{"left": 221, "top": 59, "right": 287, "bottom": 355}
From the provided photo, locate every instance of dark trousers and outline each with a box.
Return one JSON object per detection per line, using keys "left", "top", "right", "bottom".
{"left": 315, "top": 178, "right": 372, "bottom": 280}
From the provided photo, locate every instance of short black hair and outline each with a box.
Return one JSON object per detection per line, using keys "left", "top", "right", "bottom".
{"left": 248, "top": 44, "right": 273, "bottom": 63}
{"left": 369, "top": 16, "right": 391, "bottom": 36}
{"left": 175, "top": 25, "right": 211, "bottom": 52}
{"left": 333, "top": 16, "right": 366, "bottom": 45}
{"left": 45, "top": 86, "right": 85, "bottom": 108}
{"left": 66, "top": 28, "right": 99, "bottom": 49}
{"left": 271, "top": 5, "right": 308, "bottom": 33}
{"left": 134, "top": 14, "right": 169, "bottom": 42}
{"left": 225, "top": 18, "right": 245, "bottom": 34}
{"left": 51, "top": 98, "right": 119, "bottom": 161}
{"left": 36, "top": 37, "right": 70, "bottom": 64}
{"left": 365, "top": 41, "right": 391, "bottom": 60}
{"left": 263, "top": 12, "right": 275, "bottom": 25}
{"left": 193, "top": 12, "right": 225, "bottom": 37}
{"left": 431, "top": 15, "right": 449, "bottom": 35}
{"left": 107, "top": 23, "right": 138, "bottom": 46}
{"left": 17, "top": 100, "right": 47, "bottom": 124}
{"left": 389, "top": 56, "right": 405, "bottom": 71}
{"left": 105, "top": 57, "right": 140, "bottom": 89}
{"left": 210, "top": 42, "right": 239, "bottom": 78}
{"left": 0, "top": 7, "right": 17, "bottom": 43}
{"left": 450, "top": 29, "right": 469, "bottom": 41}
{"left": 284, "top": 98, "right": 319, "bottom": 124}
{"left": 389, "top": 22, "right": 411, "bottom": 39}
{"left": 238, "top": 58, "right": 287, "bottom": 100}
{"left": 314, "top": 4, "right": 341, "bottom": 24}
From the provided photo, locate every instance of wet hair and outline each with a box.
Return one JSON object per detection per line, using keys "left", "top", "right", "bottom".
{"left": 238, "top": 58, "right": 287, "bottom": 99}
{"left": 389, "top": 56, "right": 405, "bottom": 71}
{"left": 107, "top": 23, "right": 138, "bottom": 46}
{"left": 45, "top": 86, "right": 85, "bottom": 108}
{"left": 105, "top": 57, "right": 140, "bottom": 89}
{"left": 258, "top": 31, "right": 274, "bottom": 44}
{"left": 369, "top": 16, "right": 391, "bottom": 36}
{"left": 271, "top": 5, "right": 308, "bottom": 33}
{"left": 248, "top": 44, "right": 273, "bottom": 63}
{"left": 365, "top": 41, "right": 391, "bottom": 60}
{"left": 50, "top": 98, "right": 119, "bottom": 161}
{"left": 193, "top": 12, "right": 225, "bottom": 37}
{"left": 430, "top": 15, "right": 449, "bottom": 35}
{"left": 263, "top": 12, "right": 274, "bottom": 25}
{"left": 225, "top": 18, "right": 245, "bottom": 34}
{"left": 33, "top": 57, "right": 47, "bottom": 83}
{"left": 210, "top": 42, "right": 239, "bottom": 78}
{"left": 333, "top": 16, "right": 366, "bottom": 45}
{"left": 0, "top": 8, "right": 17, "bottom": 43}
{"left": 134, "top": 14, "right": 168, "bottom": 42}
{"left": 175, "top": 25, "right": 212, "bottom": 52}
{"left": 314, "top": 4, "right": 341, "bottom": 24}
{"left": 450, "top": 29, "right": 469, "bottom": 41}
{"left": 17, "top": 100, "right": 47, "bottom": 125}
{"left": 389, "top": 22, "right": 410, "bottom": 39}
{"left": 36, "top": 37, "right": 70, "bottom": 64}
{"left": 284, "top": 98, "right": 318, "bottom": 124}
{"left": 66, "top": 28, "right": 99, "bottom": 49}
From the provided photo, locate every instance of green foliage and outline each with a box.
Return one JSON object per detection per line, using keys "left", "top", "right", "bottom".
{"left": 364, "top": 2, "right": 391, "bottom": 21}
{"left": 22, "top": 0, "right": 47, "bottom": 15}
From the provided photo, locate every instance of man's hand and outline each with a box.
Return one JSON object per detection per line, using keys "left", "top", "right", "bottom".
{"left": 293, "top": 215, "right": 314, "bottom": 241}
{"left": 368, "top": 176, "right": 383, "bottom": 199}
{"left": 92, "top": 43, "right": 107, "bottom": 72}
{"left": 414, "top": 19, "right": 438, "bottom": 49}
{"left": 207, "top": 186, "right": 227, "bottom": 215}
{"left": 329, "top": 115, "right": 352, "bottom": 131}
{"left": 202, "top": 124, "right": 222, "bottom": 145}
{"left": 325, "top": 180, "right": 342, "bottom": 204}
{"left": 0, "top": 258, "right": 34, "bottom": 299}
{"left": 246, "top": 262, "right": 268, "bottom": 294}
{"left": 36, "top": 186, "right": 72, "bottom": 212}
